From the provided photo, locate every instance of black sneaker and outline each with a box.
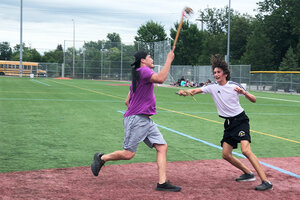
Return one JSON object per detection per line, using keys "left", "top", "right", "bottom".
{"left": 255, "top": 181, "right": 273, "bottom": 191}
{"left": 91, "top": 153, "right": 105, "bottom": 176}
{"left": 235, "top": 172, "right": 256, "bottom": 182}
{"left": 155, "top": 180, "right": 181, "bottom": 192}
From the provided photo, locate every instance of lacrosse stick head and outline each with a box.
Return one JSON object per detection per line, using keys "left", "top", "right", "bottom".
{"left": 182, "top": 7, "right": 193, "bottom": 17}
{"left": 173, "top": 6, "right": 194, "bottom": 51}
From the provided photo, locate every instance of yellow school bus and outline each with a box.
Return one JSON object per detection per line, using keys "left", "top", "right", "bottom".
{"left": 0, "top": 60, "right": 47, "bottom": 77}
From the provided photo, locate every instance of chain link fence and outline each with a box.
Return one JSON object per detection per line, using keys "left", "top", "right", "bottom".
{"left": 38, "top": 62, "right": 61, "bottom": 78}
{"left": 36, "top": 39, "right": 300, "bottom": 94}
{"left": 60, "top": 40, "right": 171, "bottom": 80}
{"left": 169, "top": 65, "right": 251, "bottom": 87}
{"left": 250, "top": 72, "right": 300, "bottom": 93}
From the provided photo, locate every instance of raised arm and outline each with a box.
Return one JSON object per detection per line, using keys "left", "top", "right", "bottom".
{"left": 234, "top": 87, "right": 256, "bottom": 103}
{"left": 150, "top": 50, "right": 174, "bottom": 84}
{"left": 177, "top": 87, "right": 203, "bottom": 96}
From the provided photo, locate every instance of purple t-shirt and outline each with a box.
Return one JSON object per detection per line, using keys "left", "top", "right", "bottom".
{"left": 124, "top": 66, "right": 156, "bottom": 117}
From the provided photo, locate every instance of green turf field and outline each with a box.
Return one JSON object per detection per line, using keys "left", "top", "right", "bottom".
{"left": 0, "top": 77, "right": 299, "bottom": 173}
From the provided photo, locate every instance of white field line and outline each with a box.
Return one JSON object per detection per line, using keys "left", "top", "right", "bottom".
{"left": 31, "top": 79, "right": 50, "bottom": 86}
{"left": 0, "top": 98, "right": 122, "bottom": 103}
{"left": 256, "top": 96, "right": 300, "bottom": 103}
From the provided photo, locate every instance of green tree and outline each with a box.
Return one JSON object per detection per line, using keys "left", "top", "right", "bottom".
{"left": 279, "top": 46, "right": 299, "bottom": 71}
{"left": 107, "top": 32, "right": 121, "bottom": 43}
{"left": 198, "top": 7, "right": 253, "bottom": 64}
{"left": 198, "top": 7, "right": 228, "bottom": 35}
{"left": 297, "top": 38, "right": 300, "bottom": 67}
{"left": 257, "top": 0, "right": 300, "bottom": 67}
{"left": 81, "top": 38, "right": 135, "bottom": 80}
{"left": 134, "top": 20, "right": 167, "bottom": 61}
{"left": 199, "top": 32, "right": 226, "bottom": 64}
{"left": 196, "top": 8, "right": 230, "bottom": 64}
{"left": 104, "top": 47, "right": 121, "bottom": 78}
{"left": 170, "top": 21, "right": 204, "bottom": 65}
{"left": 241, "top": 22, "right": 276, "bottom": 71}
{"left": 0, "top": 42, "right": 12, "bottom": 60}
{"left": 81, "top": 41, "right": 103, "bottom": 78}
{"left": 230, "top": 14, "right": 253, "bottom": 64}
{"left": 41, "top": 45, "right": 63, "bottom": 63}
{"left": 11, "top": 43, "right": 41, "bottom": 62}
{"left": 135, "top": 20, "right": 167, "bottom": 42}
{"left": 106, "top": 32, "right": 121, "bottom": 49}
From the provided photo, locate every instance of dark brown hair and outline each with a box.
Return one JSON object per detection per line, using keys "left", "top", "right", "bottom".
{"left": 210, "top": 54, "right": 231, "bottom": 81}
{"left": 130, "top": 51, "right": 148, "bottom": 92}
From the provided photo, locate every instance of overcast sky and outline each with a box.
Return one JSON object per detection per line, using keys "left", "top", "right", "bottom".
{"left": 0, "top": 0, "right": 261, "bottom": 52}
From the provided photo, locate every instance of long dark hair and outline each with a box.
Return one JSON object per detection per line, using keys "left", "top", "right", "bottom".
{"left": 210, "top": 54, "right": 231, "bottom": 81}
{"left": 131, "top": 51, "right": 148, "bottom": 92}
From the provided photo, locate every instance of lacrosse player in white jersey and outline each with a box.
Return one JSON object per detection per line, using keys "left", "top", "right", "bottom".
{"left": 177, "top": 54, "right": 273, "bottom": 191}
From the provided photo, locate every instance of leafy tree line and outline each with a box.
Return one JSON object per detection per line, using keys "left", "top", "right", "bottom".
{"left": 169, "top": 0, "right": 300, "bottom": 71}
{"left": 0, "top": 0, "right": 299, "bottom": 72}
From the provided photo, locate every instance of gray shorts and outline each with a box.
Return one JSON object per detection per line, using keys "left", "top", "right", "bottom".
{"left": 123, "top": 114, "right": 167, "bottom": 152}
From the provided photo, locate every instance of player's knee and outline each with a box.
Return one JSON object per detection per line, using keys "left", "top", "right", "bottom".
{"left": 241, "top": 149, "right": 251, "bottom": 157}
{"left": 161, "top": 144, "right": 168, "bottom": 151}
{"left": 222, "top": 152, "right": 231, "bottom": 161}
{"left": 123, "top": 151, "right": 135, "bottom": 160}
{"left": 155, "top": 144, "right": 168, "bottom": 153}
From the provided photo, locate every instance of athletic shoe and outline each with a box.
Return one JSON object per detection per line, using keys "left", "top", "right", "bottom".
{"left": 235, "top": 172, "right": 256, "bottom": 182}
{"left": 255, "top": 181, "right": 273, "bottom": 191}
{"left": 155, "top": 180, "right": 181, "bottom": 192}
{"left": 91, "top": 153, "right": 105, "bottom": 176}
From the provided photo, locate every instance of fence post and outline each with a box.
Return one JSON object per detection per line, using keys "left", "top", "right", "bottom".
{"left": 83, "top": 47, "right": 85, "bottom": 80}
{"left": 275, "top": 73, "right": 277, "bottom": 91}
{"left": 290, "top": 73, "right": 293, "bottom": 91}
{"left": 101, "top": 41, "right": 104, "bottom": 80}
{"left": 240, "top": 65, "right": 242, "bottom": 84}
{"left": 62, "top": 40, "right": 66, "bottom": 78}
{"left": 120, "top": 43, "right": 123, "bottom": 80}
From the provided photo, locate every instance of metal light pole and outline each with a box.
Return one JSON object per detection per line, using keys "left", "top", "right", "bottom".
{"left": 101, "top": 41, "right": 104, "bottom": 80}
{"left": 83, "top": 47, "right": 85, "bottom": 79}
{"left": 120, "top": 43, "right": 123, "bottom": 80}
{"left": 19, "top": 0, "right": 23, "bottom": 77}
{"left": 62, "top": 40, "right": 66, "bottom": 78}
{"left": 226, "top": 0, "right": 231, "bottom": 66}
{"left": 195, "top": 12, "right": 208, "bottom": 31}
{"left": 72, "top": 19, "right": 75, "bottom": 78}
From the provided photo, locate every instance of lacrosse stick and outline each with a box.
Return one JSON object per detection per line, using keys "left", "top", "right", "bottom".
{"left": 173, "top": 7, "right": 193, "bottom": 51}
{"left": 176, "top": 90, "right": 198, "bottom": 103}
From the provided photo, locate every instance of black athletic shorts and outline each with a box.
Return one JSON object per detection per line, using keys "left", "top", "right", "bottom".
{"left": 220, "top": 111, "right": 251, "bottom": 149}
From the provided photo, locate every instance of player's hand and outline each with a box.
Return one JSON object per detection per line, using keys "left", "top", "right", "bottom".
{"left": 166, "top": 50, "right": 175, "bottom": 63}
{"left": 177, "top": 90, "right": 193, "bottom": 96}
{"left": 177, "top": 90, "right": 185, "bottom": 96}
{"left": 234, "top": 87, "right": 246, "bottom": 95}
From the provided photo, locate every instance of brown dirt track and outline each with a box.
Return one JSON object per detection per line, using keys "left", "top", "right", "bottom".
{"left": 1, "top": 157, "right": 299, "bottom": 200}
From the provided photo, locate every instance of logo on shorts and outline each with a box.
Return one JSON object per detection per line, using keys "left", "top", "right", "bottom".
{"left": 238, "top": 131, "right": 245, "bottom": 137}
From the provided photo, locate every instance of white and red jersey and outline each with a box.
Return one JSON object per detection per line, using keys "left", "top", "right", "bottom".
{"left": 201, "top": 81, "right": 246, "bottom": 118}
